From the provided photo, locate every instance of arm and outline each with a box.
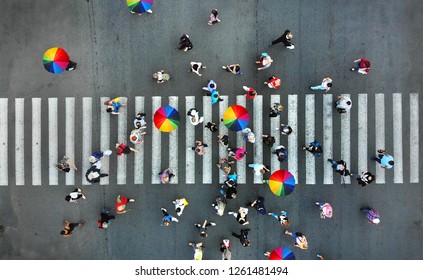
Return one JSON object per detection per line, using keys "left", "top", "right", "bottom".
{"left": 358, "top": 68, "right": 368, "bottom": 75}
{"left": 353, "top": 59, "right": 361, "bottom": 63}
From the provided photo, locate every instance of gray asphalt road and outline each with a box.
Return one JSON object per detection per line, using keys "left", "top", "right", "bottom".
{"left": 0, "top": 0, "right": 422, "bottom": 261}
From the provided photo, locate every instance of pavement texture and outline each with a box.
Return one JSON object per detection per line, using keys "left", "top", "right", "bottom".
{"left": 0, "top": 0, "right": 422, "bottom": 260}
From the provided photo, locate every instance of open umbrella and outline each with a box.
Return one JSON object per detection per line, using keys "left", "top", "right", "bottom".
{"left": 127, "top": 0, "right": 153, "bottom": 14}
{"left": 223, "top": 105, "right": 249, "bottom": 131}
{"left": 268, "top": 169, "right": 296, "bottom": 196}
{"left": 268, "top": 247, "right": 295, "bottom": 260}
{"left": 43, "top": 47, "right": 70, "bottom": 74}
{"left": 154, "top": 105, "right": 180, "bottom": 132}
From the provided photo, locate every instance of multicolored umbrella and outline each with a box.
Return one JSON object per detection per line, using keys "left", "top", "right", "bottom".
{"left": 127, "top": 0, "right": 154, "bottom": 14}
{"left": 223, "top": 105, "right": 250, "bottom": 131}
{"left": 268, "top": 247, "right": 295, "bottom": 260}
{"left": 43, "top": 47, "right": 70, "bottom": 74}
{"left": 154, "top": 105, "right": 180, "bottom": 132}
{"left": 268, "top": 169, "right": 296, "bottom": 196}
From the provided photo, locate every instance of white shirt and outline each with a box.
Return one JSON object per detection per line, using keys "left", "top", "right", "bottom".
{"left": 337, "top": 96, "right": 352, "bottom": 110}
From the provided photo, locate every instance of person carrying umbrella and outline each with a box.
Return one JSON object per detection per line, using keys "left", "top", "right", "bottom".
{"left": 315, "top": 202, "right": 333, "bottom": 219}
{"left": 360, "top": 206, "right": 380, "bottom": 225}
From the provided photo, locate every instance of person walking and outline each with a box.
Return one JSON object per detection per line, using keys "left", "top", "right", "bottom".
{"left": 315, "top": 202, "right": 333, "bottom": 219}
{"left": 191, "top": 140, "right": 208, "bottom": 156}
{"left": 360, "top": 206, "right": 380, "bottom": 225}
{"left": 160, "top": 208, "right": 179, "bottom": 227}
{"left": 205, "top": 121, "right": 218, "bottom": 132}
{"left": 98, "top": 209, "right": 115, "bottom": 229}
{"left": 372, "top": 149, "right": 394, "bottom": 169}
{"left": 130, "top": 127, "right": 147, "bottom": 145}
{"left": 232, "top": 229, "right": 251, "bottom": 247}
{"left": 213, "top": 196, "right": 227, "bottom": 216}
{"left": 85, "top": 165, "right": 108, "bottom": 184}
{"left": 243, "top": 86, "right": 258, "bottom": 100}
{"left": 242, "top": 127, "right": 256, "bottom": 143}
{"left": 187, "top": 108, "right": 204, "bottom": 125}
{"left": 220, "top": 239, "right": 232, "bottom": 260}
{"left": 222, "top": 64, "right": 242, "bottom": 75}
{"left": 202, "top": 80, "right": 217, "bottom": 93}
{"left": 65, "top": 188, "right": 86, "bottom": 203}
{"left": 159, "top": 168, "right": 175, "bottom": 184}
{"left": 269, "top": 102, "right": 284, "bottom": 117}
{"left": 152, "top": 70, "right": 170, "bottom": 83}
{"left": 268, "top": 210, "right": 290, "bottom": 226}
{"left": 350, "top": 58, "right": 371, "bottom": 74}
{"left": 178, "top": 34, "right": 193, "bottom": 52}
{"left": 248, "top": 163, "right": 270, "bottom": 176}
{"left": 188, "top": 242, "right": 204, "bottom": 260}
{"left": 301, "top": 140, "right": 322, "bottom": 157}
{"left": 56, "top": 155, "right": 77, "bottom": 173}
{"left": 350, "top": 171, "right": 375, "bottom": 187}
{"left": 217, "top": 134, "right": 229, "bottom": 147}
{"left": 208, "top": 9, "right": 221, "bottom": 25}
{"left": 261, "top": 135, "right": 276, "bottom": 147}
{"left": 115, "top": 143, "right": 137, "bottom": 156}
{"left": 189, "top": 62, "right": 206, "bottom": 76}
{"left": 104, "top": 97, "right": 125, "bottom": 115}
{"left": 336, "top": 95, "right": 352, "bottom": 113}
{"left": 327, "top": 159, "right": 350, "bottom": 176}
{"left": 264, "top": 75, "right": 281, "bottom": 89}
{"left": 270, "top": 29, "right": 295, "bottom": 49}
{"left": 284, "top": 230, "right": 308, "bottom": 249}
{"left": 116, "top": 195, "right": 135, "bottom": 214}
{"left": 228, "top": 207, "right": 250, "bottom": 225}
{"left": 173, "top": 198, "right": 189, "bottom": 216}
{"left": 310, "top": 77, "right": 333, "bottom": 92}
{"left": 216, "top": 157, "right": 234, "bottom": 175}
{"left": 133, "top": 112, "right": 147, "bottom": 128}
{"left": 88, "top": 150, "right": 112, "bottom": 165}
{"left": 228, "top": 147, "right": 247, "bottom": 161}
{"left": 65, "top": 60, "right": 77, "bottom": 71}
{"left": 60, "top": 220, "right": 84, "bottom": 237}
{"left": 194, "top": 220, "right": 217, "bottom": 238}
{"left": 220, "top": 178, "right": 237, "bottom": 199}
{"left": 256, "top": 52, "right": 273, "bottom": 70}
{"left": 273, "top": 145, "right": 288, "bottom": 162}
{"left": 276, "top": 123, "right": 293, "bottom": 135}
{"left": 206, "top": 90, "right": 224, "bottom": 105}
{"left": 249, "top": 197, "right": 267, "bottom": 215}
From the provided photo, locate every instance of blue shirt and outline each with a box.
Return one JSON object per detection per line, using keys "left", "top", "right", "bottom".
{"left": 381, "top": 155, "right": 394, "bottom": 169}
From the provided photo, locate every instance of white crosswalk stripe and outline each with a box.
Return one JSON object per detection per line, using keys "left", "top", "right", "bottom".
{"left": 0, "top": 93, "right": 419, "bottom": 186}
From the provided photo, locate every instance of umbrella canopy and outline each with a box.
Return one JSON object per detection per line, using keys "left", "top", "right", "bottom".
{"left": 154, "top": 105, "right": 180, "bottom": 132}
{"left": 127, "top": 0, "right": 154, "bottom": 13}
{"left": 268, "top": 170, "right": 296, "bottom": 196}
{"left": 321, "top": 203, "right": 333, "bottom": 218}
{"left": 223, "top": 105, "right": 250, "bottom": 131}
{"left": 268, "top": 247, "right": 295, "bottom": 260}
{"left": 43, "top": 47, "right": 70, "bottom": 74}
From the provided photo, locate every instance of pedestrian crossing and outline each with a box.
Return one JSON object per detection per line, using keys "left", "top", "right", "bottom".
{"left": 0, "top": 93, "right": 420, "bottom": 186}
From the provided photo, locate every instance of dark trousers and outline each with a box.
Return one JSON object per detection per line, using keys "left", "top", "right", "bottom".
{"left": 271, "top": 36, "right": 291, "bottom": 46}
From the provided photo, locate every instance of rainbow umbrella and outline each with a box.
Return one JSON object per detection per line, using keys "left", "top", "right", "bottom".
{"left": 154, "top": 105, "right": 180, "bottom": 132}
{"left": 127, "top": 0, "right": 154, "bottom": 14}
{"left": 223, "top": 105, "right": 250, "bottom": 131}
{"left": 268, "top": 247, "right": 295, "bottom": 260}
{"left": 268, "top": 169, "right": 296, "bottom": 196}
{"left": 43, "top": 47, "right": 70, "bottom": 74}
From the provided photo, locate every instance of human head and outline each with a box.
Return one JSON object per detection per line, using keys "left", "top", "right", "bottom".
{"left": 212, "top": 9, "right": 218, "bottom": 16}
{"left": 238, "top": 153, "right": 245, "bottom": 158}
{"left": 60, "top": 230, "right": 66, "bottom": 235}
{"left": 65, "top": 195, "right": 71, "bottom": 202}
{"left": 277, "top": 105, "right": 283, "bottom": 111}
{"left": 282, "top": 220, "right": 291, "bottom": 227}
{"left": 327, "top": 83, "right": 333, "bottom": 88}
{"left": 195, "top": 147, "right": 201, "bottom": 153}
{"left": 163, "top": 221, "right": 170, "bottom": 227}
{"left": 372, "top": 218, "right": 380, "bottom": 224}
{"left": 346, "top": 101, "right": 352, "bottom": 105}
{"left": 57, "top": 164, "right": 64, "bottom": 170}
{"left": 200, "top": 231, "right": 208, "bottom": 238}
{"left": 102, "top": 222, "right": 108, "bottom": 228}
{"left": 235, "top": 66, "right": 240, "bottom": 72}
{"left": 365, "top": 61, "right": 371, "bottom": 67}
{"left": 131, "top": 135, "right": 138, "bottom": 142}
{"left": 106, "top": 108, "right": 112, "bottom": 113}
{"left": 175, "top": 207, "right": 181, "bottom": 213}
{"left": 388, "top": 161, "right": 394, "bottom": 165}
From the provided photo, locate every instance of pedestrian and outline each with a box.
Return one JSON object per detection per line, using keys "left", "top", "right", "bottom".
{"left": 222, "top": 64, "right": 242, "bottom": 75}
{"left": 220, "top": 177, "right": 237, "bottom": 199}
{"left": 220, "top": 239, "right": 232, "bottom": 260}
{"left": 228, "top": 147, "right": 247, "bottom": 161}
{"left": 273, "top": 145, "right": 288, "bottom": 162}
{"left": 268, "top": 210, "right": 290, "bottom": 226}
{"left": 217, "top": 134, "right": 229, "bottom": 147}
{"left": 264, "top": 75, "right": 281, "bottom": 89}
{"left": 228, "top": 207, "right": 249, "bottom": 225}
{"left": 65, "top": 60, "right": 77, "bottom": 71}
{"left": 133, "top": 112, "right": 147, "bottom": 128}
{"left": 178, "top": 34, "right": 193, "bottom": 52}
{"left": 372, "top": 149, "right": 394, "bottom": 169}
{"left": 284, "top": 230, "right": 308, "bottom": 250}
{"left": 350, "top": 58, "right": 371, "bottom": 74}
{"left": 360, "top": 206, "right": 380, "bottom": 225}
{"left": 232, "top": 229, "right": 251, "bottom": 247}
{"left": 256, "top": 52, "right": 273, "bottom": 70}
{"left": 270, "top": 29, "right": 295, "bottom": 49}
{"left": 88, "top": 150, "right": 112, "bottom": 165}
{"left": 97, "top": 209, "right": 115, "bottom": 229}
{"left": 248, "top": 163, "right": 270, "bottom": 176}
{"left": 213, "top": 196, "right": 227, "bottom": 216}
{"left": 152, "top": 70, "right": 170, "bottom": 83}
{"left": 194, "top": 220, "right": 217, "bottom": 238}
{"left": 191, "top": 140, "right": 208, "bottom": 156}
{"left": 269, "top": 102, "right": 284, "bottom": 117}
{"left": 310, "top": 77, "right": 333, "bottom": 92}
{"left": 115, "top": 143, "right": 137, "bottom": 156}
{"left": 189, "top": 62, "right": 206, "bottom": 76}
{"left": 205, "top": 90, "right": 224, "bottom": 105}
{"left": 336, "top": 96, "right": 352, "bottom": 113}
{"left": 85, "top": 165, "right": 108, "bottom": 184}
{"left": 242, "top": 127, "right": 256, "bottom": 143}
{"left": 104, "top": 97, "right": 125, "bottom": 115}
{"left": 173, "top": 198, "right": 189, "bottom": 216}
{"left": 216, "top": 157, "right": 234, "bottom": 175}
{"left": 301, "top": 140, "right": 322, "bottom": 157}
{"left": 188, "top": 242, "right": 204, "bottom": 260}
{"left": 159, "top": 168, "right": 175, "bottom": 184}
{"left": 249, "top": 197, "right": 267, "bottom": 215}
{"left": 56, "top": 155, "right": 77, "bottom": 173}
{"left": 350, "top": 171, "right": 375, "bottom": 187}
{"left": 65, "top": 188, "right": 86, "bottom": 203}
{"left": 160, "top": 208, "right": 179, "bottom": 227}
{"left": 261, "top": 135, "right": 276, "bottom": 147}
{"left": 315, "top": 202, "right": 333, "bottom": 219}
{"left": 208, "top": 9, "right": 221, "bottom": 25}
{"left": 116, "top": 195, "right": 135, "bottom": 214}
{"left": 60, "top": 220, "right": 84, "bottom": 237}
{"left": 202, "top": 80, "right": 217, "bottom": 93}
{"left": 327, "top": 159, "right": 350, "bottom": 176}
{"left": 130, "top": 127, "right": 147, "bottom": 145}
{"left": 276, "top": 123, "right": 293, "bottom": 135}
{"left": 187, "top": 108, "right": 204, "bottom": 125}
{"left": 243, "top": 86, "right": 258, "bottom": 99}
{"left": 205, "top": 121, "right": 218, "bottom": 133}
